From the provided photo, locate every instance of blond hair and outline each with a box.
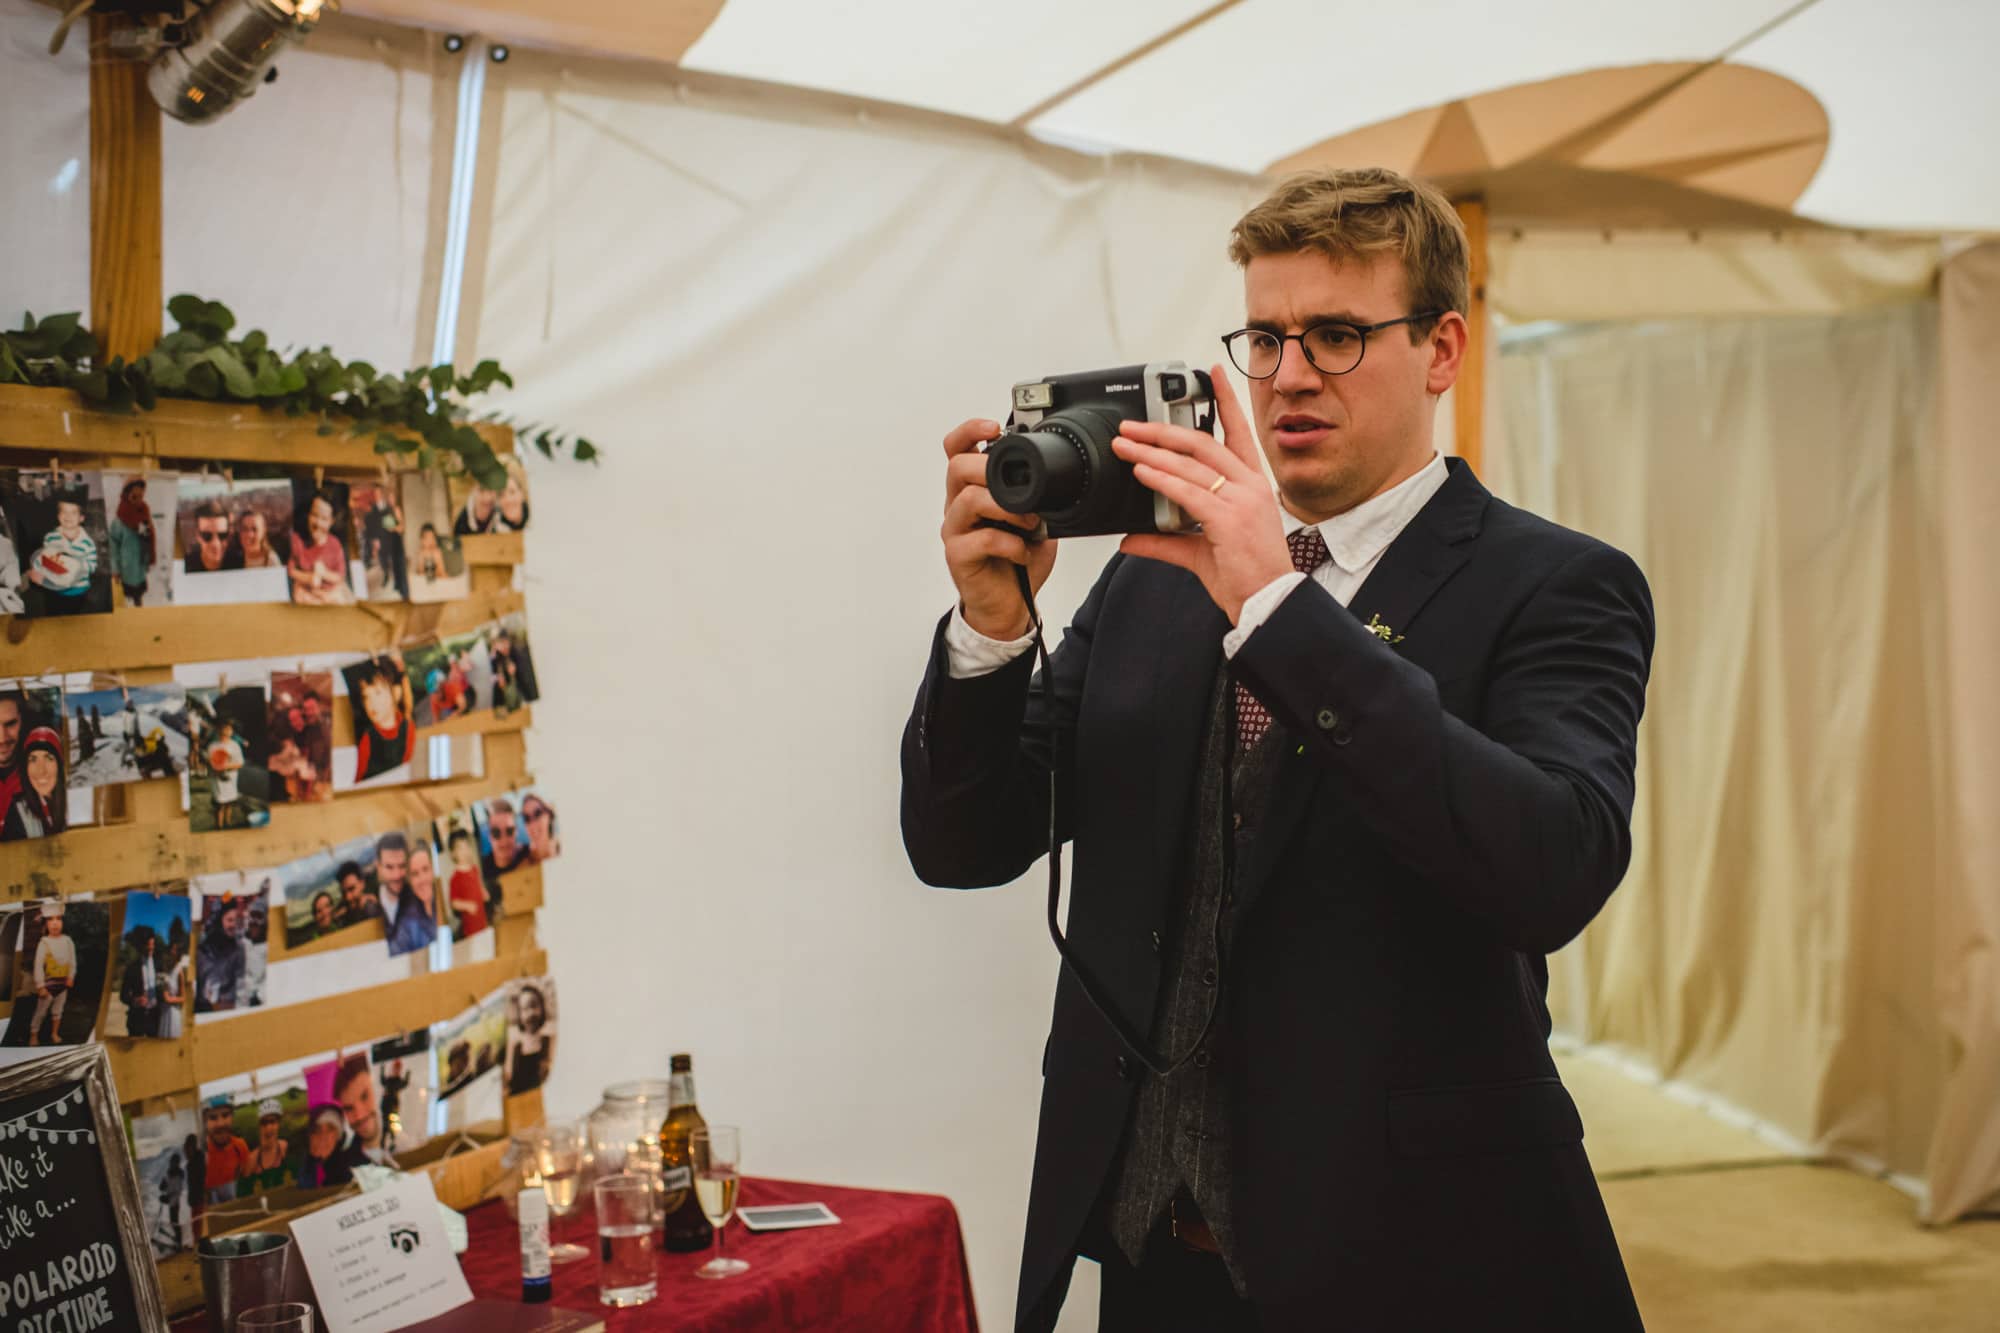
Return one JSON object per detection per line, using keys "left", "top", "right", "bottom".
{"left": 1228, "top": 167, "right": 1467, "bottom": 340}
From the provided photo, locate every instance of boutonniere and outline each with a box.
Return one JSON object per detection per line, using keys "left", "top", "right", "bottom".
{"left": 1363, "top": 613, "right": 1405, "bottom": 645}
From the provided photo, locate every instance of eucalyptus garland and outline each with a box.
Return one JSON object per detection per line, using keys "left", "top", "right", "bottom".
{"left": 0, "top": 296, "right": 596, "bottom": 489}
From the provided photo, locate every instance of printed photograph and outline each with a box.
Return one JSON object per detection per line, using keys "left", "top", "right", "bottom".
{"left": 0, "top": 468, "right": 114, "bottom": 618}
{"left": 435, "top": 989, "right": 507, "bottom": 1100}
{"left": 504, "top": 975, "right": 556, "bottom": 1097}
{"left": 473, "top": 791, "right": 527, "bottom": 879}
{"left": 350, "top": 478, "right": 407, "bottom": 601}
{"left": 333, "top": 721, "right": 483, "bottom": 796}
{"left": 0, "top": 485, "right": 21, "bottom": 614}
{"left": 379, "top": 822, "right": 442, "bottom": 959}
{"left": 187, "top": 685, "right": 271, "bottom": 832}
{"left": 192, "top": 871, "right": 269, "bottom": 1013}
{"left": 338, "top": 650, "right": 416, "bottom": 788}
{"left": 450, "top": 454, "right": 531, "bottom": 536}
{"left": 399, "top": 469, "right": 470, "bottom": 603}
{"left": 266, "top": 670, "right": 334, "bottom": 803}
{"left": 278, "top": 835, "right": 382, "bottom": 949}
{"left": 370, "top": 1030, "right": 434, "bottom": 1158}
{"left": 174, "top": 475, "right": 291, "bottom": 604}
{"left": 296, "top": 1054, "right": 374, "bottom": 1187}
{"left": 309, "top": 1050, "right": 391, "bottom": 1165}
{"left": 405, "top": 628, "right": 493, "bottom": 726}
{"left": 434, "top": 808, "right": 499, "bottom": 942}
{"left": 1, "top": 898, "right": 111, "bottom": 1047}
{"left": 0, "top": 685, "right": 70, "bottom": 842}
{"left": 103, "top": 470, "right": 179, "bottom": 608}
{"left": 109, "top": 887, "right": 194, "bottom": 1040}
{"left": 485, "top": 613, "right": 540, "bottom": 717}
{"left": 66, "top": 683, "right": 189, "bottom": 787}
{"left": 286, "top": 480, "right": 358, "bottom": 607}
{"left": 515, "top": 785, "right": 562, "bottom": 866}
{"left": 127, "top": 1106, "right": 202, "bottom": 1258}
{"left": 230, "top": 1085, "right": 308, "bottom": 1200}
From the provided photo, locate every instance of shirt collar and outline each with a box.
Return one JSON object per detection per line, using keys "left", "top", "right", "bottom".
{"left": 1281, "top": 452, "right": 1449, "bottom": 574}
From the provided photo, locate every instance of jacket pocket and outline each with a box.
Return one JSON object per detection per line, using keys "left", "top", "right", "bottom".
{"left": 1386, "top": 1076, "right": 1583, "bottom": 1159}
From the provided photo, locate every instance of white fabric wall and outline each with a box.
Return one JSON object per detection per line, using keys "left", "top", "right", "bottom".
{"left": 467, "top": 53, "right": 1259, "bottom": 1329}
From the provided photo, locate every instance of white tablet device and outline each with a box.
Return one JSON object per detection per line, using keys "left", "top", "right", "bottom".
{"left": 737, "top": 1202, "right": 841, "bottom": 1231}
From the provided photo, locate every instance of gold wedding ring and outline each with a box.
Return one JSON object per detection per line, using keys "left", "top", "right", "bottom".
{"left": 1208, "top": 475, "right": 1228, "bottom": 494}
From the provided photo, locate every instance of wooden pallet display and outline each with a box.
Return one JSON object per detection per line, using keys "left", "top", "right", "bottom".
{"left": 0, "top": 385, "right": 550, "bottom": 1314}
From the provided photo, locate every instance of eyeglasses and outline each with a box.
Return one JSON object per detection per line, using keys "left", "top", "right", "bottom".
{"left": 1220, "top": 311, "right": 1444, "bottom": 380}
{"left": 196, "top": 527, "right": 229, "bottom": 544}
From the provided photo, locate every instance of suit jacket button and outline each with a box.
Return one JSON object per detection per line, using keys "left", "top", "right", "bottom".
{"left": 1315, "top": 707, "right": 1340, "bottom": 730}
{"left": 1201, "top": 967, "right": 1217, "bottom": 986}
{"left": 1115, "top": 1056, "right": 1133, "bottom": 1080}
{"left": 1332, "top": 725, "right": 1353, "bottom": 746}
{"left": 1150, "top": 931, "right": 1162, "bottom": 953}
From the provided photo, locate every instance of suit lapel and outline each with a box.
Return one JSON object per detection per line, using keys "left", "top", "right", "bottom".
{"left": 1144, "top": 569, "right": 1229, "bottom": 894}
{"left": 1232, "top": 460, "right": 1490, "bottom": 918}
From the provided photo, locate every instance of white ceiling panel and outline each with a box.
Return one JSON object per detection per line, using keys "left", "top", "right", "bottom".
{"left": 681, "top": 0, "right": 1225, "bottom": 124}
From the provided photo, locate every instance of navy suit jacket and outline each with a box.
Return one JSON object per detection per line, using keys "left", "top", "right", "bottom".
{"left": 902, "top": 460, "right": 1653, "bottom": 1331}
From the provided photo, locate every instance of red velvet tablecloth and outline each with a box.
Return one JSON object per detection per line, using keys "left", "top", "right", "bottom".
{"left": 459, "top": 1177, "right": 980, "bottom": 1332}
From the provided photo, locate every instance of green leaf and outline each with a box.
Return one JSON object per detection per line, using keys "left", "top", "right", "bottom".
{"left": 166, "top": 294, "right": 205, "bottom": 327}
{"left": 573, "top": 438, "right": 599, "bottom": 463}
{"left": 532, "top": 429, "right": 554, "bottom": 459}
{"left": 251, "top": 360, "right": 284, "bottom": 397}
{"left": 240, "top": 329, "right": 268, "bottom": 357}
{"left": 374, "top": 432, "right": 405, "bottom": 455}
{"left": 35, "top": 312, "right": 81, "bottom": 342}
{"left": 278, "top": 363, "right": 307, "bottom": 395}
{"left": 203, "top": 300, "right": 236, "bottom": 336}
{"left": 206, "top": 346, "right": 257, "bottom": 398}
{"left": 185, "top": 361, "right": 222, "bottom": 398}
{"left": 132, "top": 373, "right": 156, "bottom": 412}
{"left": 430, "top": 363, "right": 455, "bottom": 393}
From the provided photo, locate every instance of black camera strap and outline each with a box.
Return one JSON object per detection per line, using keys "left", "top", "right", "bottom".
{"left": 1012, "top": 564, "right": 1226, "bottom": 1079}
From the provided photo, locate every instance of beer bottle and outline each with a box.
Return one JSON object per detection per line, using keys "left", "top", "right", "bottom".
{"left": 658, "top": 1053, "right": 713, "bottom": 1252}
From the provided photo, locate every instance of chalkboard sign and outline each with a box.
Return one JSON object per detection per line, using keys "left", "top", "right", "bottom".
{"left": 0, "top": 1044, "right": 169, "bottom": 1331}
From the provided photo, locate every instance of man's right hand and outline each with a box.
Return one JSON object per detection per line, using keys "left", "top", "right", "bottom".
{"left": 941, "top": 418, "right": 1057, "bottom": 640}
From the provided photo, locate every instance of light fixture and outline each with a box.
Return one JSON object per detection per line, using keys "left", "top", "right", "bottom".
{"left": 146, "top": 0, "right": 330, "bottom": 125}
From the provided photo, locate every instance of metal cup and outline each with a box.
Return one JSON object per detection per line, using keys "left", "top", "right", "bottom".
{"left": 198, "top": 1232, "right": 293, "bottom": 1333}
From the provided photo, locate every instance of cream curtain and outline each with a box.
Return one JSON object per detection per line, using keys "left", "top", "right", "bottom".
{"left": 1494, "top": 281, "right": 2000, "bottom": 1222}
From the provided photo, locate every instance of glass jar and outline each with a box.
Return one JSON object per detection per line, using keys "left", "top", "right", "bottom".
{"left": 586, "top": 1079, "right": 671, "bottom": 1182}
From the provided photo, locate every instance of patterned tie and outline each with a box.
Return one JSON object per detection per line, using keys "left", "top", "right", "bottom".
{"left": 1233, "top": 526, "right": 1331, "bottom": 750}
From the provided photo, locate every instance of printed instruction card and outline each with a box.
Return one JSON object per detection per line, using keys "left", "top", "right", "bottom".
{"left": 289, "top": 1172, "right": 472, "bottom": 1333}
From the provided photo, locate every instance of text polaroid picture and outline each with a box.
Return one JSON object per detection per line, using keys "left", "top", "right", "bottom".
{"left": 2, "top": 897, "right": 111, "bottom": 1047}
{"left": 337, "top": 650, "right": 416, "bottom": 789}
{"left": 187, "top": 684, "right": 271, "bottom": 832}
{"left": 399, "top": 470, "right": 470, "bottom": 603}
{"left": 0, "top": 468, "right": 114, "bottom": 618}
{"left": 266, "top": 670, "right": 334, "bottom": 803}
{"left": 67, "top": 682, "right": 189, "bottom": 788}
{"left": 296, "top": 1054, "right": 374, "bottom": 1187}
{"left": 174, "top": 475, "right": 291, "bottom": 605}
{"left": 450, "top": 453, "right": 531, "bottom": 536}
{"left": 434, "top": 808, "right": 499, "bottom": 943}
{"left": 109, "top": 887, "right": 194, "bottom": 1041}
{"left": 349, "top": 477, "right": 407, "bottom": 601}
{"left": 277, "top": 836, "right": 382, "bottom": 950}
{"left": 435, "top": 990, "right": 507, "bottom": 1100}
{"left": 192, "top": 871, "right": 269, "bottom": 1014}
{"left": 405, "top": 628, "right": 493, "bottom": 727}
{"left": 127, "top": 1105, "right": 202, "bottom": 1257}
{"left": 485, "top": 612, "right": 540, "bottom": 717}
{"left": 512, "top": 784, "right": 562, "bottom": 866}
{"left": 503, "top": 975, "right": 556, "bottom": 1097}
{"left": 286, "top": 479, "right": 359, "bottom": 606}
{"left": 0, "top": 684, "right": 69, "bottom": 842}
{"left": 370, "top": 1030, "right": 434, "bottom": 1158}
{"left": 102, "top": 469, "right": 179, "bottom": 608}
{"left": 380, "top": 822, "right": 442, "bottom": 960}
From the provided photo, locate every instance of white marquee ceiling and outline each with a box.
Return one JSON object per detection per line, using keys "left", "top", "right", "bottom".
{"left": 316, "top": 0, "right": 2000, "bottom": 233}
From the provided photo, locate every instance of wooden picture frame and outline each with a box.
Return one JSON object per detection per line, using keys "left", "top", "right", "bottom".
{"left": 0, "top": 1043, "right": 171, "bottom": 1331}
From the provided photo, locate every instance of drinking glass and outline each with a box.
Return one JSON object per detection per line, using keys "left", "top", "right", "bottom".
{"left": 690, "top": 1125, "right": 748, "bottom": 1278}
{"left": 593, "top": 1173, "right": 660, "bottom": 1307}
{"left": 236, "top": 1303, "right": 313, "bottom": 1332}
{"left": 531, "top": 1119, "right": 589, "bottom": 1263}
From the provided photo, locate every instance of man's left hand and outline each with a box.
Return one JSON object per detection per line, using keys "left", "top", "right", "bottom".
{"left": 1112, "top": 364, "right": 1292, "bottom": 624}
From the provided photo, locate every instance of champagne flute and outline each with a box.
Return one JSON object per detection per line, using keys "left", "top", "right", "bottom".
{"left": 690, "top": 1126, "right": 748, "bottom": 1278}
{"left": 534, "top": 1119, "right": 589, "bottom": 1263}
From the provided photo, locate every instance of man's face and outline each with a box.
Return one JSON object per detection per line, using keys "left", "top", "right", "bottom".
{"left": 0, "top": 701, "right": 20, "bottom": 766}
{"left": 303, "top": 696, "right": 323, "bottom": 727}
{"left": 340, "top": 1073, "right": 380, "bottom": 1146}
{"left": 1242, "top": 250, "right": 1457, "bottom": 523}
{"left": 286, "top": 706, "right": 305, "bottom": 733}
{"left": 378, "top": 846, "right": 408, "bottom": 892}
{"left": 340, "top": 873, "right": 364, "bottom": 907}
{"left": 205, "top": 1108, "right": 234, "bottom": 1144}
{"left": 489, "top": 811, "right": 518, "bottom": 861}
{"left": 408, "top": 848, "right": 436, "bottom": 905}
{"left": 194, "top": 517, "right": 230, "bottom": 568}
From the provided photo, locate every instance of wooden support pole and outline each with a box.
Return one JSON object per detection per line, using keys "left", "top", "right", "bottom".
{"left": 88, "top": 14, "right": 164, "bottom": 361}
{"left": 1453, "top": 197, "right": 1489, "bottom": 477}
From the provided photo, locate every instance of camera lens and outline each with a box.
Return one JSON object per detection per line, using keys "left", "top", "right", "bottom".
{"left": 986, "top": 407, "right": 1119, "bottom": 518}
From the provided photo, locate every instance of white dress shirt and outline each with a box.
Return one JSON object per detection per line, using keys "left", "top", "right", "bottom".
{"left": 945, "top": 453, "right": 1449, "bottom": 677}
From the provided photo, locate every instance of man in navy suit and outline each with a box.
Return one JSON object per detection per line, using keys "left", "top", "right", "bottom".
{"left": 901, "top": 167, "right": 1654, "bottom": 1331}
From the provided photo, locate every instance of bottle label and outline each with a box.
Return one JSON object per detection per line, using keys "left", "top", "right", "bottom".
{"left": 661, "top": 1165, "right": 691, "bottom": 1192}
{"left": 518, "top": 1188, "right": 551, "bottom": 1281}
